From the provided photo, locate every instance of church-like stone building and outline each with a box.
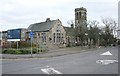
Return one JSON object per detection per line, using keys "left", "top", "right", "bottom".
{"left": 28, "top": 18, "right": 66, "bottom": 49}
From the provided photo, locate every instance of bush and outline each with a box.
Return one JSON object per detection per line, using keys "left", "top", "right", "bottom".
{"left": 20, "top": 49, "right": 31, "bottom": 54}
{"left": 40, "top": 49, "right": 48, "bottom": 52}
{"left": 2, "top": 48, "right": 48, "bottom": 54}
{"left": 32, "top": 48, "right": 38, "bottom": 54}
{"left": 10, "top": 41, "right": 37, "bottom": 49}
{"left": 2, "top": 49, "right": 30, "bottom": 54}
{"left": 2, "top": 49, "right": 22, "bottom": 54}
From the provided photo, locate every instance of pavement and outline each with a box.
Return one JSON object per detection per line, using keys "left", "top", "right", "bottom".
{"left": 2, "top": 46, "right": 118, "bottom": 74}
{"left": 2, "top": 46, "right": 100, "bottom": 59}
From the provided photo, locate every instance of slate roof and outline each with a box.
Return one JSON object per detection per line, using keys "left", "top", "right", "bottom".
{"left": 28, "top": 20, "right": 57, "bottom": 32}
{"left": 64, "top": 27, "right": 75, "bottom": 36}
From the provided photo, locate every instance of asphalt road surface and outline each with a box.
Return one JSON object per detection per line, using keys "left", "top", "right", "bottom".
{"left": 2, "top": 46, "right": 118, "bottom": 74}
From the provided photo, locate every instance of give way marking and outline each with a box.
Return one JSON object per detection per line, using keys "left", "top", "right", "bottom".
{"left": 41, "top": 66, "right": 62, "bottom": 74}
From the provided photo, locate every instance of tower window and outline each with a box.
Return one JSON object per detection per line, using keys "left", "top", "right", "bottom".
{"left": 76, "top": 12, "right": 79, "bottom": 20}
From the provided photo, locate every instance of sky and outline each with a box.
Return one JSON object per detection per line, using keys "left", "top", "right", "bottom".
{"left": 0, "top": 0, "right": 119, "bottom": 31}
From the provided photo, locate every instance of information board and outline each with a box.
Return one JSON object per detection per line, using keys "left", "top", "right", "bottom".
{"left": 7, "top": 29, "right": 21, "bottom": 41}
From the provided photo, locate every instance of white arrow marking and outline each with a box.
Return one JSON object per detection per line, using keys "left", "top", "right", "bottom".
{"left": 100, "top": 51, "right": 112, "bottom": 56}
{"left": 41, "top": 66, "right": 62, "bottom": 74}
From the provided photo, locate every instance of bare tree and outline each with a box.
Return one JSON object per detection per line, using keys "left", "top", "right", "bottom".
{"left": 101, "top": 17, "right": 117, "bottom": 46}
{"left": 67, "top": 20, "right": 75, "bottom": 28}
{"left": 87, "top": 20, "right": 100, "bottom": 47}
{"left": 102, "top": 17, "right": 117, "bottom": 36}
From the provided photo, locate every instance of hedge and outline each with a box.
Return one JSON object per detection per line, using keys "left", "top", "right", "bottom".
{"left": 2, "top": 48, "right": 48, "bottom": 54}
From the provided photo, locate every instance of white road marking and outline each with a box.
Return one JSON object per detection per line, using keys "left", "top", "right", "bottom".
{"left": 41, "top": 66, "right": 62, "bottom": 74}
{"left": 96, "top": 60, "right": 118, "bottom": 65}
{"left": 100, "top": 51, "right": 112, "bottom": 56}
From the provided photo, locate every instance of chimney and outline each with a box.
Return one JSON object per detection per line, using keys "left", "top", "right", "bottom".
{"left": 46, "top": 18, "right": 51, "bottom": 22}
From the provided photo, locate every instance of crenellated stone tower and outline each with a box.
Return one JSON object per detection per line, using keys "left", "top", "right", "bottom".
{"left": 75, "top": 7, "right": 87, "bottom": 28}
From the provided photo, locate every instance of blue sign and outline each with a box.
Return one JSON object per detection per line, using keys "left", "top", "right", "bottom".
{"left": 7, "top": 29, "right": 21, "bottom": 39}
{"left": 29, "top": 31, "right": 33, "bottom": 38}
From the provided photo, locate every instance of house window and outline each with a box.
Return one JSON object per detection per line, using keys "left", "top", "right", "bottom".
{"left": 53, "top": 33, "right": 64, "bottom": 43}
{"left": 57, "top": 33, "right": 59, "bottom": 43}
{"left": 33, "top": 33, "right": 36, "bottom": 38}
{"left": 58, "top": 24, "right": 61, "bottom": 26}
{"left": 53, "top": 33, "right": 55, "bottom": 43}
{"left": 56, "top": 33, "right": 61, "bottom": 43}
{"left": 56, "top": 30, "right": 59, "bottom": 32}
{"left": 42, "top": 33, "right": 46, "bottom": 42}
{"left": 38, "top": 33, "right": 40, "bottom": 36}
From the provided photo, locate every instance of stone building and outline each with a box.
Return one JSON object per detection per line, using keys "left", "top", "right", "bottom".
{"left": 28, "top": 18, "right": 66, "bottom": 49}
{"left": 75, "top": 7, "right": 87, "bottom": 27}
{"left": 75, "top": 7, "right": 88, "bottom": 45}
{"left": 64, "top": 24, "right": 76, "bottom": 47}
{"left": 0, "top": 31, "right": 8, "bottom": 48}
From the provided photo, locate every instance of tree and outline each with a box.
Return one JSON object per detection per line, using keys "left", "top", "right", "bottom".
{"left": 67, "top": 20, "right": 75, "bottom": 28}
{"left": 66, "top": 20, "right": 76, "bottom": 46}
{"left": 101, "top": 17, "right": 117, "bottom": 46}
{"left": 75, "top": 20, "right": 88, "bottom": 46}
{"left": 87, "top": 20, "right": 100, "bottom": 47}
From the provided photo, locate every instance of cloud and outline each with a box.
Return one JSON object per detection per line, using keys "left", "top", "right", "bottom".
{"left": 0, "top": 0, "right": 119, "bottom": 31}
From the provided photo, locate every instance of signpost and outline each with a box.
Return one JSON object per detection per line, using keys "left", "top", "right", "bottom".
{"left": 7, "top": 29, "right": 21, "bottom": 49}
{"left": 29, "top": 31, "right": 33, "bottom": 57}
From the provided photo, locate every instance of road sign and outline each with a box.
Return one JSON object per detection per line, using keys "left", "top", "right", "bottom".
{"left": 29, "top": 31, "right": 33, "bottom": 38}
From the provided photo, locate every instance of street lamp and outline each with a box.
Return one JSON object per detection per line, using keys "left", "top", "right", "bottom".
{"left": 85, "top": 33, "right": 88, "bottom": 46}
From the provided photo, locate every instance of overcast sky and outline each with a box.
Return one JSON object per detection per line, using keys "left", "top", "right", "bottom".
{"left": 0, "top": 0, "right": 119, "bottom": 31}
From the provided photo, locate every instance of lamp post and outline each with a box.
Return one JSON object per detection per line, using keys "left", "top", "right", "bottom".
{"left": 98, "top": 33, "right": 102, "bottom": 47}
{"left": 85, "top": 33, "right": 88, "bottom": 46}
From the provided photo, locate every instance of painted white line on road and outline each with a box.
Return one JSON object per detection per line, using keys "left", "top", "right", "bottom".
{"left": 100, "top": 51, "right": 112, "bottom": 56}
{"left": 41, "top": 66, "right": 62, "bottom": 74}
{"left": 96, "top": 60, "right": 118, "bottom": 65}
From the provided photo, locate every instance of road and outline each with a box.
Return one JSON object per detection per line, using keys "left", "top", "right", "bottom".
{"left": 2, "top": 46, "right": 118, "bottom": 74}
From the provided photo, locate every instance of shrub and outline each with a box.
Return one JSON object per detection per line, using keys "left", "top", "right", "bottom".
{"left": 2, "top": 49, "right": 22, "bottom": 54}
{"left": 2, "top": 48, "right": 48, "bottom": 54}
{"left": 20, "top": 49, "right": 31, "bottom": 54}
